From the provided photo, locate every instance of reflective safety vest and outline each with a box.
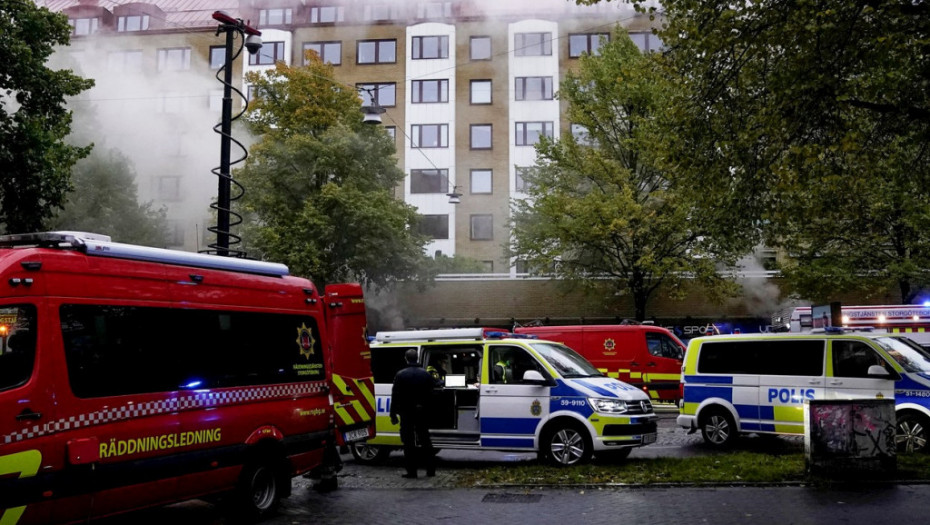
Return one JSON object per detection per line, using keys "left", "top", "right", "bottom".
{"left": 495, "top": 361, "right": 512, "bottom": 383}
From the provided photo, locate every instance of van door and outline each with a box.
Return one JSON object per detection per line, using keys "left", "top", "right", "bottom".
{"left": 324, "top": 284, "right": 375, "bottom": 446}
{"left": 828, "top": 339, "right": 896, "bottom": 399}
{"left": 58, "top": 304, "right": 180, "bottom": 521}
{"left": 0, "top": 303, "right": 53, "bottom": 525}
{"left": 643, "top": 330, "right": 686, "bottom": 402}
{"left": 478, "top": 344, "right": 549, "bottom": 449}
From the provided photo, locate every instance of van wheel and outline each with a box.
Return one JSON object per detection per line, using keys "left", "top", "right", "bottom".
{"left": 896, "top": 413, "right": 929, "bottom": 453}
{"left": 543, "top": 421, "right": 592, "bottom": 467}
{"left": 699, "top": 408, "right": 737, "bottom": 448}
{"left": 234, "top": 457, "right": 282, "bottom": 522}
{"left": 349, "top": 442, "right": 391, "bottom": 464}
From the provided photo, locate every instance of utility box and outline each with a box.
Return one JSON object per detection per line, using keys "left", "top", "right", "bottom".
{"left": 804, "top": 399, "right": 896, "bottom": 475}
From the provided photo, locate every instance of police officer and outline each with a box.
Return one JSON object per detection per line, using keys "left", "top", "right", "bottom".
{"left": 390, "top": 349, "right": 436, "bottom": 478}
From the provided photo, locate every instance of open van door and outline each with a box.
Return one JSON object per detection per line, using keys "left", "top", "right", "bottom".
{"left": 324, "top": 284, "right": 375, "bottom": 446}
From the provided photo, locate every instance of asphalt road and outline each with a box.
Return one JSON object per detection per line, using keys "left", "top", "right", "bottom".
{"left": 95, "top": 407, "right": 843, "bottom": 525}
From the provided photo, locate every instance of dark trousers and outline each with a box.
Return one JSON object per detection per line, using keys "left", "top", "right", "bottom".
{"left": 399, "top": 409, "right": 435, "bottom": 475}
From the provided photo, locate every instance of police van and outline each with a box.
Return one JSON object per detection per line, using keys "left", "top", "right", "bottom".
{"left": 350, "top": 328, "right": 658, "bottom": 467}
{"left": 676, "top": 330, "right": 916, "bottom": 449}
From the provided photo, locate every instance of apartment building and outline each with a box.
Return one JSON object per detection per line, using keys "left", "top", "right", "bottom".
{"left": 43, "top": 0, "right": 663, "bottom": 266}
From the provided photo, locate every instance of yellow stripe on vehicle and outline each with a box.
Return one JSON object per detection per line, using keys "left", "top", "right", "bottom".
{"left": 0, "top": 449, "right": 42, "bottom": 525}
{"left": 772, "top": 405, "right": 804, "bottom": 424}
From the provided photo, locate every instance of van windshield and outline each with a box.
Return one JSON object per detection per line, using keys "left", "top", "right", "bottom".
{"left": 529, "top": 342, "right": 603, "bottom": 378}
{"left": 872, "top": 336, "right": 930, "bottom": 373}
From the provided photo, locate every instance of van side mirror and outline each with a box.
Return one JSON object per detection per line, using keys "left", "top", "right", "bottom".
{"left": 867, "top": 364, "right": 900, "bottom": 381}
{"left": 522, "top": 370, "right": 555, "bottom": 386}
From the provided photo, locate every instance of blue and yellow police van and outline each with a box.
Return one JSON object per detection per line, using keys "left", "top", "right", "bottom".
{"left": 676, "top": 329, "right": 930, "bottom": 451}
{"left": 351, "top": 328, "right": 658, "bottom": 466}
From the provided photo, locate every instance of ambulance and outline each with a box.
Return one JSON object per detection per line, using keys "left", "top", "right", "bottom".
{"left": 0, "top": 232, "right": 374, "bottom": 524}
{"left": 676, "top": 330, "right": 930, "bottom": 450}
{"left": 351, "top": 328, "right": 658, "bottom": 467}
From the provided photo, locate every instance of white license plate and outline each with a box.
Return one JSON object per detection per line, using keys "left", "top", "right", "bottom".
{"left": 642, "top": 433, "right": 657, "bottom": 445}
{"left": 344, "top": 428, "right": 370, "bottom": 443}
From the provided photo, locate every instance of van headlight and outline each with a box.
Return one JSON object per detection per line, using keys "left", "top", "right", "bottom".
{"left": 588, "top": 398, "right": 628, "bottom": 414}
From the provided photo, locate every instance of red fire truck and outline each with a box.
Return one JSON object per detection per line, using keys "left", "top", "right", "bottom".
{"left": 0, "top": 232, "right": 374, "bottom": 524}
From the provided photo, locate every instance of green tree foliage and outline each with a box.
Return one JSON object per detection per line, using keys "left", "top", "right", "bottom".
{"left": 510, "top": 30, "right": 735, "bottom": 320}
{"left": 49, "top": 149, "right": 169, "bottom": 246}
{"left": 238, "top": 54, "right": 429, "bottom": 290}
{"left": 640, "top": 0, "right": 930, "bottom": 303}
{"left": 0, "top": 0, "right": 94, "bottom": 233}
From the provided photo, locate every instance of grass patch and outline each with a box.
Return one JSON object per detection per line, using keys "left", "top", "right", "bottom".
{"left": 455, "top": 452, "right": 930, "bottom": 487}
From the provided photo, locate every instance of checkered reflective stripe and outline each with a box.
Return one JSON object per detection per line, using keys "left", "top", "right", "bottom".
{"left": 3, "top": 382, "right": 327, "bottom": 445}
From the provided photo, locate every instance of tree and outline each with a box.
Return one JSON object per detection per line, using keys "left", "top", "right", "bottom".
{"left": 49, "top": 149, "right": 169, "bottom": 247}
{"left": 237, "top": 54, "right": 429, "bottom": 290}
{"left": 510, "top": 30, "right": 735, "bottom": 321}
{"left": 0, "top": 0, "right": 94, "bottom": 233}
{"left": 635, "top": 0, "right": 930, "bottom": 303}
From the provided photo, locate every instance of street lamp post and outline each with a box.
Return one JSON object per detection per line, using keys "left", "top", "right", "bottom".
{"left": 211, "top": 11, "right": 261, "bottom": 256}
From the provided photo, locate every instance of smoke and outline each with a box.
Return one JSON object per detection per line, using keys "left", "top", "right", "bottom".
{"left": 363, "top": 287, "right": 407, "bottom": 332}
{"left": 736, "top": 250, "right": 795, "bottom": 318}
{"left": 54, "top": 31, "right": 227, "bottom": 250}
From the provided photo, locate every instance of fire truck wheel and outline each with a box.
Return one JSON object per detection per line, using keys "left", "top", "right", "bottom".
{"left": 234, "top": 456, "right": 283, "bottom": 521}
{"left": 349, "top": 442, "right": 391, "bottom": 464}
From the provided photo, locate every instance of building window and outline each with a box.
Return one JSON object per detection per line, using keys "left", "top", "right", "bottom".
{"left": 470, "top": 124, "right": 492, "bottom": 149}
{"left": 365, "top": 3, "right": 400, "bottom": 21}
{"left": 107, "top": 50, "right": 143, "bottom": 72}
{"left": 418, "top": 214, "right": 449, "bottom": 239}
{"left": 411, "top": 169, "right": 449, "bottom": 194}
{"left": 209, "top": 47, "right": 225, "bottom": 69}
{"left": 69, "top": 17, "right": 98, "bottom": 36}
{"left": 471, "top": 169, "right": 492, "bottom": 194}
{"left": 249, "top": 41, "right": 285, "bottom": 66}
{"left": 571, "top": 124, "right": 592, "bottom": 145}
{"left": 411, "top": 124, "right": 448, "bottom": 148}
{"left": 411, "top": 79, "right": 448, "bottom": 103}
{"left": 157, "top": 176, "right": 181, "bottom": 201}
{"left": 470, "top": 80, "right": 491, "bottom": 104}
{"left": 629, "top": 32, "right": 665, "bottom": 53}
{"left": 417, "top": 2, "right": 452, "bottom": 19}
{"left": 515, "top": 77, "right": 553, "bottom": 101}
{"left": 118, "top": 15, "right": 149, "bottom": 32}
{"left": 412, "top": 35, "right": 449, "bottom": 60}
{"left": 515, "top": 167, "right": 535, "bottom": 192}
{"left": 470, "top": 215, "right": 494, "bottom": 240}
{"left": 569, "top": 33, "right": 609, "bottom": 58}
{"left": 310, "top": 6, "right": 344, "bottom": 23}
{"left": 260, "top": 8, "right": 292, "bottom": 25}
{"left": 357, "top": 39, "right": 396, "bottom": 64}
{"left": 157, "top": 48, "right": 191, "bottom": 72}
{"left": 470, "top": 36, "right": 491, "bottom": 60}
{"left": 247, "top": 85, "right": 263, "bottom": 102}
{"left": 515, "top": 122, "right": 553, "bottom": 146}
{"left": 515, "top": 32, "right": 552, "bottom": 56}
{"left": 385, "top": 126, "right": 396, "bottom": 142}
{"left": 357, "top": 82, "right": 396, "bottom": 107}
{"left": 165, "top": 220, "right": 185, "bottom": 246}
{"left": 303, "top": 42, "right": 341, "bottom": 65}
